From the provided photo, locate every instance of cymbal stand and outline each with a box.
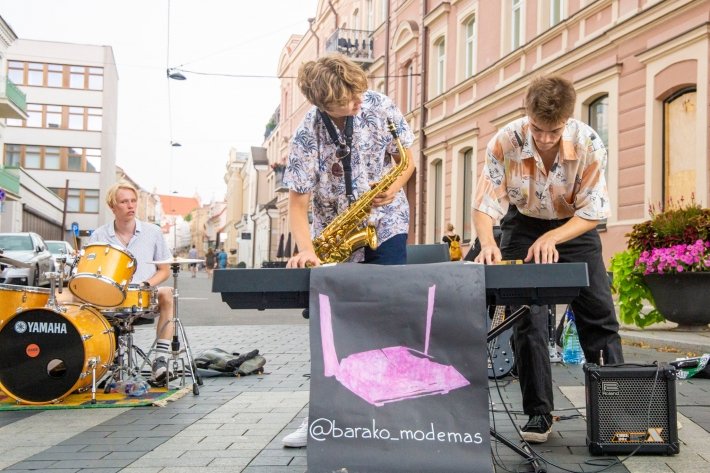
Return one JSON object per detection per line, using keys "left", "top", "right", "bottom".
{"left": 164, "top": 261, "right": 202, "bottom": 394}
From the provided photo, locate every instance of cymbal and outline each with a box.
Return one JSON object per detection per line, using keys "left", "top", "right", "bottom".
{"left": 150, "top": 257, "right": 204, "bottom": 265}
{"left": 0, "top": 254, "right": 31, "bottom": 268}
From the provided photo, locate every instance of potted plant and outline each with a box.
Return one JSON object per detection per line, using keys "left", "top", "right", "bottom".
{"left": 610, "top": 196, "right": 710, "bottom": 329}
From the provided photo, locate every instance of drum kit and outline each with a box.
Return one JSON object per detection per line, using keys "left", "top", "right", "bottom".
{"left": 0, "top": 242, "right": 203, "bottom": 405}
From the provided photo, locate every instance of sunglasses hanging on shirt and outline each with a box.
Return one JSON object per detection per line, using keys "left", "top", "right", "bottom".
{"left": 318, "top": 110, "right": 354, "bottom": 203}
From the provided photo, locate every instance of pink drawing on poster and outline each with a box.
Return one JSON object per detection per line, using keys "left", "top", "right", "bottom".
{"left": 319, "top": 285, "right": 470, "bottom": 407}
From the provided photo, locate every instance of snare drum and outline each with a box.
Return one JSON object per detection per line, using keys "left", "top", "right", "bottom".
{"left": 0, "top": 303, "right": 115, "bottom": 404}
{"left": 101, "top": 284, "right": 158, "bottom": 319}
{"left": 69, "top": 243, "right": 136, "bottom": 307}
{"left": 0, "top": 284, "right": 50, "bottom": 326}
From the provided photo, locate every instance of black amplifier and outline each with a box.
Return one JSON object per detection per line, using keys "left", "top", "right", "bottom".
{"left": 584, "top": 363, "right": 679, "bottom": 455}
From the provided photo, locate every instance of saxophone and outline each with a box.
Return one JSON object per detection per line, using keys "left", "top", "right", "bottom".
{"left": 313, "top": 118, "right": 409, "bottom": 264}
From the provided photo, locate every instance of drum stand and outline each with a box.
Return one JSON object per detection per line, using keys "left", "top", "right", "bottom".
{"left": 103, "top": 313, "right": 152, "bottom": 393}
{"left": 145, "top": 262, "right": 203, "bottom": 394}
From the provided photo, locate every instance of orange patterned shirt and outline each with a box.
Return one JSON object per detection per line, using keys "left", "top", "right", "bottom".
{"left": 474, "top": 117, "right": 610, "bottom": 222}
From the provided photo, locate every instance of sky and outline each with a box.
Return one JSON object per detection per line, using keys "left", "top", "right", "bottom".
{"left": 0, "top": 0, "right": 320, "bottom": 203}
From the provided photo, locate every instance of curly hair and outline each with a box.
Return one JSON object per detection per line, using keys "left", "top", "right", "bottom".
{"left": 297, "top": 53, "right": 368, "bottom": 110}
{"left": 525, "top": 75, "right": 576, "bottom": 125}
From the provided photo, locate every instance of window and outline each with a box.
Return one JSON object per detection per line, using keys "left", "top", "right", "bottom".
{"left": 28, "top": 63, "right": 43, "bottom": 86}
{"left": 46, "top": 105, "right": 62, "bottom": 128}
{"left": 367, "top": 0, "right": 374, "bottom": 31}
{"left": 68, "top": 147, "right": 83, "bottom": 171}
{"left": 44, "top": 147, "right": 61, "bottom": 170}
{"left": 406, "top": 63, "right": 414, "bottom": 112}
{"left": 462, "top": 149, "right": 474, "bottom": 242}
{"left": 3, "top": 144, "right": 101, "bottom": 172}
{"left": 663, "top": 89, "right": 697, "bottom": 203}
{"left": 435, "top": 38, "right": 446, "bottom": 95}
{"left": 67, "top": 189, "right": 81, "bottom": 212}
{"left": 464, "top": 16, "right": 476, "bottom": 78}
{"left": 25, "top": 146, "right": 41, "bottom": 168}
{"left": 47, "top": 64, "right": 63, "bottom": 87}
{"left": 588, "top": 95, "right": 609, "bottom": 147}
{"left": 4, "top": 144, "right": 21, "bottom": 167}
{"left": 4, "top": 61, "right": 104, "bottom": 90}
{"left": 87, "top": 108, "right": 102, "bottom": 131}
{"left": 511, "top": 0, "right": 522, "bottom": 50}
{"left": 27, "top": 104, "right": 42, "bottom": 127}
{"left": 8, "top": 61, "right": 23, "bottom": 84}
{"left": 83, "top": 190, "right": 100, "bottom": 213}
{"left": 86, "top": 149, "right": 102, "bottom": 172}
{"left": 434, "top": 160, "right": 443, "bottom": 242}
{"left": 68, "top": 106, "right": 84, "bottom": 129}
{"left": 550, "top": 0, "right": 564, "bottom": 27}
{"left": 88, "top": 67, "right": 103, "bottom": 90}
{"left": 69, "top": 66, "right": 85, "bottom": 89}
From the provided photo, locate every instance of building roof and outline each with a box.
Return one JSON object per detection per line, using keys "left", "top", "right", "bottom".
{"left": 158, "top": 194, "right": 200, "bottom": 217}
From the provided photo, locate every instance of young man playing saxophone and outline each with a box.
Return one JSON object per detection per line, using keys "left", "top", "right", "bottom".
{"left": 283, "top": 53, "right": 415, "bottom": 270}
{"left": 280, "top": 53, "right": 415, "bottom": 447}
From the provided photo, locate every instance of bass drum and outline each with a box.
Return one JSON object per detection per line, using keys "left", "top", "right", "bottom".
{"left": 0, "top": 303, "right": 115, "bottom": 404}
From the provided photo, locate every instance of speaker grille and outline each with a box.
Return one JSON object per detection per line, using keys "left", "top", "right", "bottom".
{"left": 595, "top": 376, "right": 669, "bottom": 443}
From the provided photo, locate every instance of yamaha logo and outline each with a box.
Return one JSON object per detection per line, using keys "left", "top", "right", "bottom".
{"left": 13, "top": 321, "right": 67, "bottom": 335}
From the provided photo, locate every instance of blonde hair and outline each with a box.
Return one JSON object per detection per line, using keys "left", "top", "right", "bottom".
{"left": 446, "top": 223, "right": 455, "bottom": 232}
{"left": 106, "top": 181, "right": 138, "bottom": 208}
{"left": 297, "top": 53, "right": 368, "bottom": 110}
{"left": 525, "top": 75, "right": 576, "bottom": 125}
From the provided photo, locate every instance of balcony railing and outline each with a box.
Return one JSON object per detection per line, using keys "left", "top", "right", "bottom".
{"left": 0, "top": 77, "right": 28, "bottom": 120}
{"left": 326, "top": 28, "right": 374, "bottom": 63}
{"left": 274, "top": 168, "right": 288, "bottom": 193}
{"left": 0, "top": 166, "right": 21, "bottom": 196}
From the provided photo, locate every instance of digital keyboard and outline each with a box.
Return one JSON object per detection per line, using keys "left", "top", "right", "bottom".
{"left": 212, "top": 262, "right": 589, "bottom": 310}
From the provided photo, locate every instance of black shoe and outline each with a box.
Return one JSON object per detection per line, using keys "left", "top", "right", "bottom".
{"left": 151, "top": 357, "right": 169, "bottom": 384}
{"left": 520, "top": 414, "right": 553, "bottom": 443}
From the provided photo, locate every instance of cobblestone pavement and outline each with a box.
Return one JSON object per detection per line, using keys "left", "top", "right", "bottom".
{"left": 0, "top": 273, "right": 708, "bottom": 472}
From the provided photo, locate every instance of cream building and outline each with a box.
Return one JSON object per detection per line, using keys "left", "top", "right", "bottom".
{"left": 265, "top": 0, "right": 709, "bottom": 265}
{"left": 4, "top": 39, "right": 118, "bottom": 244}
{"left": 0, "top": 15, "right": 28, "bottom": 233}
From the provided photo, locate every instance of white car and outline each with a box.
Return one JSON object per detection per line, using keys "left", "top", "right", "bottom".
{"left": 45, "top": 240, "right": 77, "bottom": 279}
{"left": 0, "top": 232, "right": 55, "bottom": 287}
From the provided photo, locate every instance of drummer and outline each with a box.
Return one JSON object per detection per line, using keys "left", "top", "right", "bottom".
{"left": 88, "top": 181, "right": 175, "bottom": 384}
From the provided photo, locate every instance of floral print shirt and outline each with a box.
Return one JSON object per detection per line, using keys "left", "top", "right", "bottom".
{"left": 474, "top": 117, "right": 610, "bottom": 222}
{"left": 283, "top": 90, "right": 414, "bottom": 256}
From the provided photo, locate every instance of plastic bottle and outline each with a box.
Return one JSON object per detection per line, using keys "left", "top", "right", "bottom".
{"left": 562, "top": 308, "right": 586, "bottom": 365}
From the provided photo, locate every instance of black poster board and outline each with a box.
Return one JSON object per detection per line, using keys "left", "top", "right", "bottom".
{"left": 307, "top": 262, "right": 492, "bottom": 473}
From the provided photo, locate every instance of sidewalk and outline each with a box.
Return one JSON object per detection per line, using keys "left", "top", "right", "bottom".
{"left": 0, "top": 293, "right": 709, "bottom": 473}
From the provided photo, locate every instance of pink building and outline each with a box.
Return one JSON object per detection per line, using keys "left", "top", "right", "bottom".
{"left": 268, "top": 0, "right": 709, "bottom": 265}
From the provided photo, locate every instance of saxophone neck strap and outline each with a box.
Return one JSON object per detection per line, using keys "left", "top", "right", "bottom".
{"left": 319, "top": 110, "right": 355, "bottom": 203}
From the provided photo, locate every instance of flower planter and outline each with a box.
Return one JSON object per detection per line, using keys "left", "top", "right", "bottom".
{"left": 644, "top": 272, "right": 710, "bottom": 330}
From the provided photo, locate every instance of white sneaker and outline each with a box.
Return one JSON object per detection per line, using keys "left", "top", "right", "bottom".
{"left": 282, "top": 418, "right": 308, "bottom": 448}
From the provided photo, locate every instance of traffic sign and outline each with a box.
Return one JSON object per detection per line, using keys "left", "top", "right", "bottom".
{"left": 71, "top": 222, "right": 79, "bottom": 237}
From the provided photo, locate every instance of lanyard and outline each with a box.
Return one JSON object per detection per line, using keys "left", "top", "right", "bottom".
{"left": 319, "top": 110, "right": 355, "bottom": 203}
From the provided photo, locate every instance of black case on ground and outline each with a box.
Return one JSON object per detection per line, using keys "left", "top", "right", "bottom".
{"left": 584, "top": 363, "right": 679, "bottom": 455}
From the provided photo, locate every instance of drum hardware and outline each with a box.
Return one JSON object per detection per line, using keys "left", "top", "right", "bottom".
{"left": 144, "top": 256, "right": 204, "bottom": 394}
{"left": 101, "top": 312, "right": 152, "bottom": 394}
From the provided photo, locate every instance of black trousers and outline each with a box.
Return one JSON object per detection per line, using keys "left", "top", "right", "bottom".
{"left": 500, "top": 208, "right": 624, "bottom": 415}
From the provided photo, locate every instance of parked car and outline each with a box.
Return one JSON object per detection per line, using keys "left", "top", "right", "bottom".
{"left": 45, "top": 240, "right": 77, "bottom": 279}
{"left": 0, "top": 232, "right": 54, "bottom": 287}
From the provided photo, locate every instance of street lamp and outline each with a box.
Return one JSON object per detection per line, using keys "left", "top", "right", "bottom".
{"left": 166, "top": 68, "right": 186, "bottom": 80}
